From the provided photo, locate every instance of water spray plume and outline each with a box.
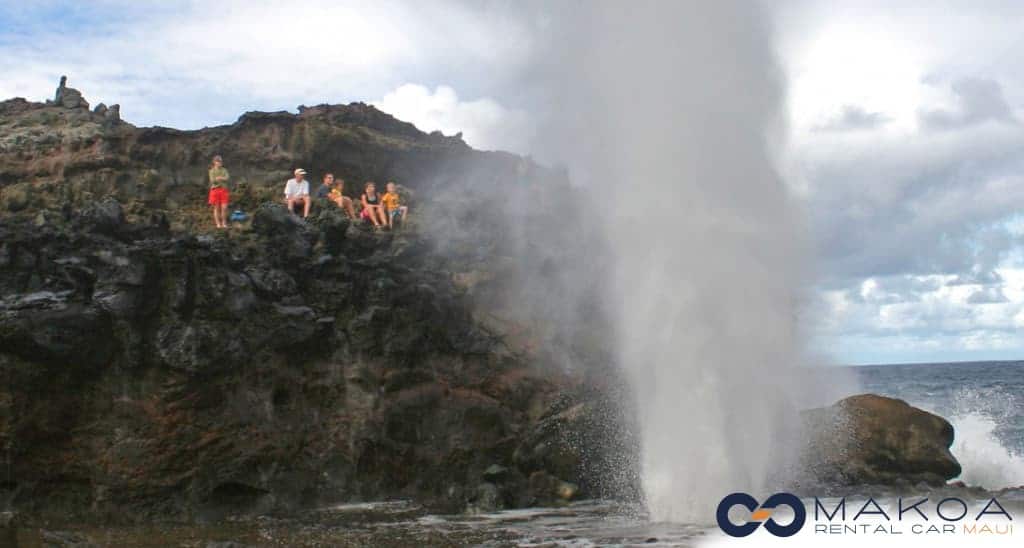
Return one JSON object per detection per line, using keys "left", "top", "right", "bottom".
{"left": 533, "top": 1, "right": 818, "bottom": 522}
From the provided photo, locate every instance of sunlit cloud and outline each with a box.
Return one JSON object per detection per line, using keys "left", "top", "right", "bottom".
{"left": 371, "top": 84, "right": 530, "bottom": 151}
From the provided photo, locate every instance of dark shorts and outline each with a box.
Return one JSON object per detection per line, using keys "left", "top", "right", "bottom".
{"left": 208, "top": 187, "right": 229, "bottom": 206}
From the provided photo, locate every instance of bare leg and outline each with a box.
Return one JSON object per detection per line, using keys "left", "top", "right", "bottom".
{"left": 302, "top": 197, "right": 311, "bottom": 218}
{"left": 343, "top": 197, "right": 357, "bottom": 219}
{"left": 212, "top": 205, "right": 220, "bottom": 227}
{"left": 220, "top": 204, "right": 229, "bottom": 227}
{"left": 376, "top": 206, "right": 387, "bottom": 227}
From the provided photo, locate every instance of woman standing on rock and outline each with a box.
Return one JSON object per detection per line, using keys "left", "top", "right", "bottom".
{"left": 208, "top": 155, "right": 230, "bottom": 228}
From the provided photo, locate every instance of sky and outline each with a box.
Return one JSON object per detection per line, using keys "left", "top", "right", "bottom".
{"left": 2, "top": 0, "right": 1024, "bottom": 365}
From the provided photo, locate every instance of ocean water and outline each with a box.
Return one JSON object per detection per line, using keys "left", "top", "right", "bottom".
{"left": 851, "top": 360, "right": 1024, "bottom": 490}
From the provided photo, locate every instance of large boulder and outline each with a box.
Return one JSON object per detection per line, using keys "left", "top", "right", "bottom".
{"left": 802, "top": 394, "right": 961, "bottom": 487}
{"left": 309, "top": 207, "right": 350, "bottom": 254}
{"left": 0, "top": 293, "right": 115, "bottom": 369}
{"left": 251, "top": 203, "right": 317, "bottom": 260}
{"left": 251, "top": 202, "right": 309, "bottom": 236}
{"left": 54, "top": 76, "right": 89, "bottom": 110}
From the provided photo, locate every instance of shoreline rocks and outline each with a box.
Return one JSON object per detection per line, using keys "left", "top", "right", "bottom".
{"left": 801, "top": 393, "right": 962, "bottom": 488}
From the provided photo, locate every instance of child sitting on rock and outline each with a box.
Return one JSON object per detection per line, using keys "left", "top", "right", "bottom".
{"left": 381, "top": 181, "right": 408, "bottom": 229}
{"left": 317, "top": 173, "right": 357, "bottom": 219}
{"left": 360, "top": 182, "right": 387, "bottom": 229}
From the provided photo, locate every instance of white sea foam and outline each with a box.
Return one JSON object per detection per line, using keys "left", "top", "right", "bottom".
{"left": 922, "top": 386, "right": 1024, "bottom": 490}
{"left": 950, "top": 412, "right": 1024, "bottom": 489}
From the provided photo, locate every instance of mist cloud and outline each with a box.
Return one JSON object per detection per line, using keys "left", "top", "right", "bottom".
{"left": 523, "top": 0, "right": 830, "bottom": 521}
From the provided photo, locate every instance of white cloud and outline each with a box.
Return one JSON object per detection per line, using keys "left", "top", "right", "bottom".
{"left": 778, "top": 1, "right": 1024, "bottom": 363}
{"left": 779, "top": 1, "right": 1024, "bottom": 139}
{"left": 810, "top": 269, "right": 1024, "bottom": 364}
{"left": 371, "top": 83, "right": 530, "bottom": 152}
{"left": 0, "top": 0, "right": 534, "bottom": 130}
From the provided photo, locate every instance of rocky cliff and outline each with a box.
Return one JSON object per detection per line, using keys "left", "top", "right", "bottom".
{"left": 1, "top": 77, "right": 474, "bottom": 223}
{"left": 0, "top": 79, "right": 632, "bottom": 524}
{"left": 0, "top": 79, "right": 962, "bottom": 527}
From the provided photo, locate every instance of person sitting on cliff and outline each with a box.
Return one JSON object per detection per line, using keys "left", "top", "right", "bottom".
{"left": 284, "top": 168, "right": 311, "bottom": 218}
{"left": 316, "top": 173, "right": 357, "bottom": 219}
{"left": 208, "top": 155, "right": 230, "bottom": 229}
{"left": 381, "top": 181, "right": 408, "bottom": 229}
{"left": 360, "top": 181, "right": 387, "bottom": 229}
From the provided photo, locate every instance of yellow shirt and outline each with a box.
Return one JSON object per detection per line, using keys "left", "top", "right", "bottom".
{"left": 381, "top": 191, "right": 401, "bottom": 211}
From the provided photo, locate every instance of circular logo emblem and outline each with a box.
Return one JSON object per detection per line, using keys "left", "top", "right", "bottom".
{"left": 716, "top": 492, "right": 807, "bottom": 537}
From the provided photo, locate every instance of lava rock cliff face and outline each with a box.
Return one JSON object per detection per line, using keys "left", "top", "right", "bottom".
{"left": 0, "top": 80, "right": 631, "bottom": 523}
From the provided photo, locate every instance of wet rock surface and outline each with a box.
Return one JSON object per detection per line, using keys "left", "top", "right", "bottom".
{"left": 802, "top": 393, "right": 962, "bottom": 487}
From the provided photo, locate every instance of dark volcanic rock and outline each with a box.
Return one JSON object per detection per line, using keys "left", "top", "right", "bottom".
{"left": 251, "top": 203, "right": 318, "bottom": 260}
{"left": 514, "top": 389, "right": 641, "bottom": 502}
{"left": 0, "top": 203, "right": 578, "bottom": 522}
{"left": 0, "top": 80, "right": 625, "bottom": 525}
{"left": 78, "top": 198, "right": 125, "bottom": 235}
{"left": 0, "top": 297, "right": 114, "bottom": 368}
{"left": 41, "top": 529, "right": 97, "bottom": 547}
{"left": 802, "top": 394, "right": 962, "bottom": 487}
{"left": 528, "top": 471, "right": 579, "bottom": 505}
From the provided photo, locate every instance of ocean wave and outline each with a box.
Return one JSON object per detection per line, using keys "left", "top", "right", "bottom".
{"left": 946, "top": 387, "right": 1024, "bottom": 490}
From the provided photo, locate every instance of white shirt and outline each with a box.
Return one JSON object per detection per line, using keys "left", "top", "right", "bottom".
{"left": 284, "top": 178, "right": 309, "bottom": 199}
